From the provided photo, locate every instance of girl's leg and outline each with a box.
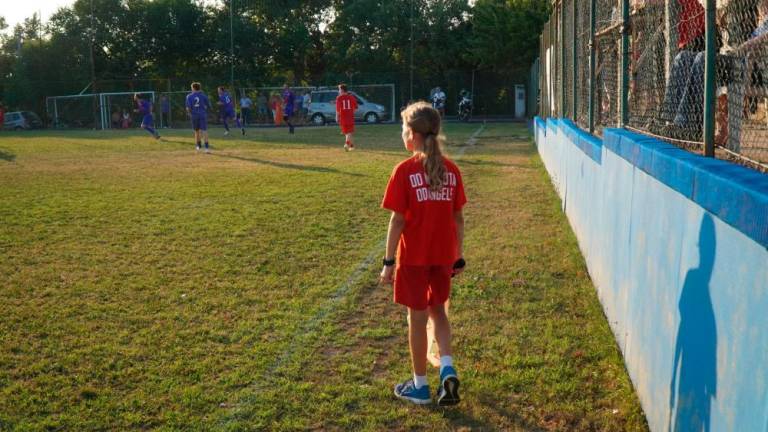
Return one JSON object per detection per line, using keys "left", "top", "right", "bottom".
{"left": 427, "top": 302, "right": 452, "bottom": 359}
{"left": 427, "top": 299, "right": 449, "bottom": 367}
{"left": 429, "top": 300, "right": 460, "bottom": 406}
{"left": 407, "top": 307, "right": 429, "bottom": 377}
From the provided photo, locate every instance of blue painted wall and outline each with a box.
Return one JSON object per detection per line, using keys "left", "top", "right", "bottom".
{"left": 534, "top": 117, "right": 768, "bottom": 432}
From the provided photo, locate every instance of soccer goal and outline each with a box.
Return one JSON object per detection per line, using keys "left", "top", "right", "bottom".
{"left": 46, "top": 91, "right": 155, "bottom": 130}
{"left": 46, "top": 94, "right": 101, "bottom": 129}
{"left": 101, "top": 91, "right": 156, "bottom": 129}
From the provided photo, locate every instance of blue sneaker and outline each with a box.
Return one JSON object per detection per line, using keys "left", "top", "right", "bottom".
{"left": 394, "top": 379, "right": 431, "bottom": 405}
{"left": 437, "top": 366, "right": 460, "bottom": 406}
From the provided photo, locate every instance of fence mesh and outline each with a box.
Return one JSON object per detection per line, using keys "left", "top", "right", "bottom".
{"left": 542, "top": 20, "right": 551, "bottom": 118}
{"left": 717, "top": 0, "right": 768, "bottom": 167}
{"left": 595, "top": 0, "right": 621, "bottom": 135}
{"left": 563, "top": 0, "right": 575, "bottom": 119}
{"left": 576, "top": 3, "right": 591, "bottom": 129}
{"left": 537, "top": 0, "right": 768, "bottom": 171}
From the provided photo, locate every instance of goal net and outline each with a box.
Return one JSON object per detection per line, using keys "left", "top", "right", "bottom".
{"left": 46, "top": 91, "right": 155, "bottom": 130}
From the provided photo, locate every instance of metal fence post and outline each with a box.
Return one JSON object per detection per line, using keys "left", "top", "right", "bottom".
{"left": 588, "top": 0, "right": 596, "bottom": 133}
{"left": 560, "top": 0, "right": 566, "bottom": 117}
{"left": 620, "top": 0, "right": 630, "bottom": 127}
{"left": 551, "top": 16, "right": 556, "bottom": 117}
{"left": 703, "top": 0, "right": 716, "bottom": 157}
{"left": 572, "top": 0, "right": 578, "bottom": 118}
{"left": 540, "top": 34, "right": 546, "bottom": 117}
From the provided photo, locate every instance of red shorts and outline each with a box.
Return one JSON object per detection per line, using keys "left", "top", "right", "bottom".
{"left": 340, "top": 122, "right": 355, "bottom": 134}
{"left": 394, "top": 265, "right": 452, "bottom": 310}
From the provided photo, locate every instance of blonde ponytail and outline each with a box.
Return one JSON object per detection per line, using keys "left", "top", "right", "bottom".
{"left": 401, "top": 101, "right": 447, "bottom": 191}
{"left": 423, "top": 133, "right": 447, "bottom": 191}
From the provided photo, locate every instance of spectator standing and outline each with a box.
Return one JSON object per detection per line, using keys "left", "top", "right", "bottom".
{"left": 240, "top": 93, "right": 253, "bottom": 126}
{"left": 303, "top": 92, "right": 311, "bottom": 117}
{"left": 122, "top": 110, "right": 131, "bottom": 129}
{"left": 160, "top": 95, "right": 171, "bottom": 128}
{"left": 271, "top": 93, "right": 284, "bottom": 126}
{"left": 257, "top": 92, "right": 269, "bottom": 121}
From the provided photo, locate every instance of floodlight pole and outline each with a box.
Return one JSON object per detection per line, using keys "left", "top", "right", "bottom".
{"left": 89, "top": 0, "right": 99, "bottom": 129}
{"left": 409, "top": 0, "right": 414, "bottom": 101}
{"left": 230, "top": 0, "right": 235, "bottom": 90}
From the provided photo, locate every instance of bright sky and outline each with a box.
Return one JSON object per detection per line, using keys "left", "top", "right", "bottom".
{"left": 2, "top": 0, "right": 75, "bottom": 31}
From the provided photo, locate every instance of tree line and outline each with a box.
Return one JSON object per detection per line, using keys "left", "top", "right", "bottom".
{"left": 0, "top": 0, "right": 549, "bottom": 117}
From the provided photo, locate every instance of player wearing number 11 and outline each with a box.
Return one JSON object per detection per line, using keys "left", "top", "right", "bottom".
{"left": 336, "top": 83, "right": 358, "bottom": 151}
{"left": 186, "top": 82, "right": 212, "bottom": 153}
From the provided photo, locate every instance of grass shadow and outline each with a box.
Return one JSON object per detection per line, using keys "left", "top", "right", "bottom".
{"left": 472, "top": 394, "right": 548, "bottom": 431}
{"left": 211, "top": 152, "right": 365, "bottom": 177}
{"left": 0, "top": 149, "right": 16, "bottom": 162}
{"left": 457, "top": 158, "right": 533, "bottom": 169}
{"left": 435, "top": 400, "right": 546, "bottom": 432}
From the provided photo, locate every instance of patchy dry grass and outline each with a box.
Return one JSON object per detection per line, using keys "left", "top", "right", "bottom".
{"left": 0, "top": 123, "right": 646, "bottom": 431}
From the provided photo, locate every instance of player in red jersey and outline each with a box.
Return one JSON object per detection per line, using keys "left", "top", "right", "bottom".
{"left": 335, "top": 83, "right": 358, "bottom": 151}
{"left": 380, "top": 101, "right": 466, "bottom": 406}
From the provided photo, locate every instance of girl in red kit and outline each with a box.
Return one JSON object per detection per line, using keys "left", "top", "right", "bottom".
{"left": 380, "top": 101, "right": 466, "bottom": 406}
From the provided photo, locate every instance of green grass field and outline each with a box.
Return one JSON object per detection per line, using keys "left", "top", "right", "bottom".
{"left": 0, "top": 123, "right": 648, "bottom": 431}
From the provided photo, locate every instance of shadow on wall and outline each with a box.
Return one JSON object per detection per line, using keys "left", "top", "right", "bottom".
{"left": 668, "top": 213, "right": 718, "bottom": 432}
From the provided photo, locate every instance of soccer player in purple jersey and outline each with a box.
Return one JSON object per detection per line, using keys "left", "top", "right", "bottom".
{"left": 133, "top": 94, "right": 160, "bottom": 139}
{"left": 282, "top": 84, "right": 296, "bottom": 134}
{"left": 217, "top": 86, "right": 237, "bottom": 136}
{"left": 186, "top": 82, "right": 212, "bottom": 153}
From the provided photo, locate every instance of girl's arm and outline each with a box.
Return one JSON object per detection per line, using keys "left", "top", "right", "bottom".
{"left": 380, "top": 211, "right": 406, "bottom": 284}
{"left": 453, "top": 209, "right": 465, "bottom": 276}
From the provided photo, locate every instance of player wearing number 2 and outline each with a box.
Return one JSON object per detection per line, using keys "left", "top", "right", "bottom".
{"left": 336, "top": 83, "right": 358, "bottom": 151}
{"left": 186, "top": 82, "right": 212, "bottom": 153}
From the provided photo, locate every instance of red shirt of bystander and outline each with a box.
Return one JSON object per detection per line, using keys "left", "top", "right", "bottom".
{"left": 678, "top": 0, "right": 705, "bottom": 49}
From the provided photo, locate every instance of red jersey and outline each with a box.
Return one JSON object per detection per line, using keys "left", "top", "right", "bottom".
{"left": 382, "top": 155, "right": 467, "bottom": 266}
{"left": 677, "top": 0, "right": 704, "bottom": 49}
{"left": 336, "top": 93, "right": 358, "bottom": 124}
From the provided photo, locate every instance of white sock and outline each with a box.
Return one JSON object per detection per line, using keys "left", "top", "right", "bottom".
{"left": 440, "top": 355, "right": 454, "bottom": 372}
{"left": 413, "top": 374, "right": 428, "bottom": 389}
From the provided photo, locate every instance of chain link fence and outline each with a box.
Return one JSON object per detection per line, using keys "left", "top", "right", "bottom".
{"left": 576, "top": 3, "right": 591, "bottom": 129}
{"left": 563, "top": 0, "right": 575, "bottom": 119}
{"left": 536, "top": 0, "right": 768, "bottom": 172}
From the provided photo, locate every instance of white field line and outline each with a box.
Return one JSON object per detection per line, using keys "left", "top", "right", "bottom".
{"left": 220, "top": 123, "right": 485, "bottom": 422}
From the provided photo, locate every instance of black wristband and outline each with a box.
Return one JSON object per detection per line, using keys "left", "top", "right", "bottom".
{"left": 383, "top": 258, "right": 396, "bottom": 267}
{"left": 453, "top": 258, "right": 466, "bottom": 270}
